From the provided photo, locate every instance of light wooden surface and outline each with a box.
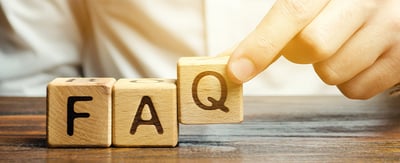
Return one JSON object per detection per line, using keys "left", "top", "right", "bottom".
{"left": 113, "top": 78, "right": 178, "bottom": 147}
{"left": 2, "top": 95, "right": 400, "bottom": 162}
{"left": 47, "top": 78, "right": 115, "bottom": 147}
{"left": 178, "top": 56, "right": 243, "bottom": 124}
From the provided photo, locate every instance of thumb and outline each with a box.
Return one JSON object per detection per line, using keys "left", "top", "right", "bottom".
{"left": 227, "top": 0, "right": 329, "bottom": 84}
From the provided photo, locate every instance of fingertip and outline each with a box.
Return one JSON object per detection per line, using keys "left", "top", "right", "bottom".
{"left": 227, "top": 56, "right": 256, "bottom": 84}
{"left": 227, "top": 60, "right": 244, "bottom": 84}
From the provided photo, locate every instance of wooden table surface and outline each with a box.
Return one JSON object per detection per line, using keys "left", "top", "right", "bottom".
{"left": 1, "top": 95, "right": 400, "bottom": 162}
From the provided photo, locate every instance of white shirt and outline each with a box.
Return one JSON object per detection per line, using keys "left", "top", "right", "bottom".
{"left": 0, "top": 0, "right": 339, "bottom": 96}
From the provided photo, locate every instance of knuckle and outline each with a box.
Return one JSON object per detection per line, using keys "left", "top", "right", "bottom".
{"left": 278, "top": 0, "right": 329, "bottom": 25}
{"left": 255, "top": 34, "right": 279, "bottom": 55}
{"left": 280, "top": 0, "right": 312, "bottom": 23}
{"left": 301, "top": 30, "right": 334, "bottom": 61}
{"left": 338, "top": 84, "right": 373, "bottom": 100}
{"left": 281, "top": 32, "right": 334, "bottom": 64}
{"left": 314, "top": 63, "right": 343, "bottom": 85}
{"left": 281, "top": 0, "right": 314, "bottom": 24}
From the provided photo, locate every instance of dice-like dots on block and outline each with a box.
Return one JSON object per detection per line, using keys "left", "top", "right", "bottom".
{"left": 177, "top": 56, "right": 243, "bottom": 124}
{"left": 113, "top": 78, "right": 178, "bottom": 147}
{"left": 47, "top": 78, "right": 115, "bottom": 147}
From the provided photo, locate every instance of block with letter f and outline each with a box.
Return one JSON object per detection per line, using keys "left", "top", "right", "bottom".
{"left": 47, "top": 78, "right": 115, "bottom": 147}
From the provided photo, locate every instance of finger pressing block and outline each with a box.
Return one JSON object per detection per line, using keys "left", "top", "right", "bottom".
{"left": 178, "top": 56, "right": 243, "bottom": 124}
{"left": 47, "top": 78, "right": 115, "bottom": 147}
{"left": 112, "top": 78, "right": 178, "bottom": 147}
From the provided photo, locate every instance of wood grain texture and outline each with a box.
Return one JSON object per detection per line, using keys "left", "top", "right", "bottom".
{"left": 178, "top": 56, "right": 243, "bottom": 124}
{"left": 2, "top": 95, "right": 400, "bottom": 162}
{"left": 47, "top": 78, "right": 115, "bottom": 147}
{"left": 112, "top": 78, "right": 178, "bottom": 147}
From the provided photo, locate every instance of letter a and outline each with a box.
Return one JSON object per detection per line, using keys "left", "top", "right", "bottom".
{"left": 130, "top": 96, "right": 163, "bottom": 135}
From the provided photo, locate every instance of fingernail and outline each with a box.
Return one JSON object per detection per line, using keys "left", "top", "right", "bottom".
{"left": 229, "top": 58, "right": 255, "bottom": 83}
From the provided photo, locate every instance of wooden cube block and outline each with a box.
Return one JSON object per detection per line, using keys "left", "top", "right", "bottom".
{"left": 113, "top": 78, "right": 178, "bottom": 147}
{"left": 47, "top": 78, "right": 115, "bottom": 147}
{"left": 178, "top": 56, "right": 243, "bottom": 124}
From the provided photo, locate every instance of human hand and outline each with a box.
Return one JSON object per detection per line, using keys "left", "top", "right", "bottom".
{"left": 227, "top": 0, "right": 400, "bottom": 99}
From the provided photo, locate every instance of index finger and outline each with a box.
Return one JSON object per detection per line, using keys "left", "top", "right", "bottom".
{"left": 227, "top": 0, "right": 330, "bottom": 83}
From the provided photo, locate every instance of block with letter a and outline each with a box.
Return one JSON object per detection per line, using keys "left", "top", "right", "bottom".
{"left": 178, "top": 56, "right": 243, "bottom": 124}
{"left": 47, "top": 78, "right": 115, "bottom": 147}
{"left": 112, "top": 78, "right": 178, "bottom": 147}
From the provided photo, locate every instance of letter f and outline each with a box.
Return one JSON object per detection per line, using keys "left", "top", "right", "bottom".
{"left": 67, "top": 96, "right": 92, "bottom": 136}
